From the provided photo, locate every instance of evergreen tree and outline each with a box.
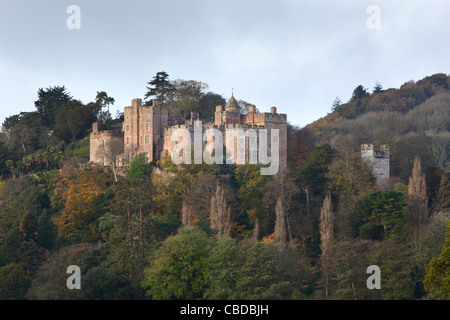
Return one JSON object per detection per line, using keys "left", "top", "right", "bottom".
{"left": 373, "top": 81, "right": 383, "bottom": 93}
{"left": 331, "top": 97, "right": 342, "bottom": 112}
{"left": 350, "top": 85, "right": 369, "bottom": 102}
{"left": 144, "top": 71, "right": 174, "bottom": 107}
{"left": 34, "top": 86, "right": 72, "bottom": 127}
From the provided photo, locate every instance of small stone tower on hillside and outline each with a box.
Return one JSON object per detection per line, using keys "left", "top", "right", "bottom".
{"left": 361, "top": 144, "right": 390, "bottom": 185}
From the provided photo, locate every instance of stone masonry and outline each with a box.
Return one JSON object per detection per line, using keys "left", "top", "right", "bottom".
{"left": 361, "top": 144, "right": 390, "bottom": 184}
{"left": 90, "top": 95, "right": 287, "bottom": 172}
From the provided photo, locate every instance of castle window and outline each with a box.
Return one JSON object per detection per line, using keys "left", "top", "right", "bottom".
{"left": 250, "top": 150, "right": 258, "bottom": 163}
{"left": 239, "top": 150, "right": 245, "bottom": 161}
{"left": 146, "top": 123, "right": 149, "bottom": 131}
{"left": 268, "top": 123, "right": 273, "bottom": 129}
{"left": 145, "top": 114, "right": 150, "bottom": 119}
{"left": 126, "top": 125, "right": 129, "bottom": 132}
{"left": 145, "top": 135, "right": 150, "bottom": 144}
{"left": 126, "top": 137, "right": 129, "bottom": 145}
{"left": 281, "top": 124, "right": 284, "bottom": 130}
{"left": 162, "top": 118, "right": 166, "bottom": 125}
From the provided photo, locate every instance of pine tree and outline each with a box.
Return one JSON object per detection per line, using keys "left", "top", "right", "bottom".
{"left": 331, "top": 97, "right": 342, "bottom": 112}
{"left": 144, "top": 71, "right": 174, "bottom": 107}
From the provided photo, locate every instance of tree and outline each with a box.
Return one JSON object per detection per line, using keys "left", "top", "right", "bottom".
{"left": 34, "top": 85, "right": 72, "bottom": 127}
{"left": 127, "top": 153, "right": 152, "bottom": 180}
{"left": 95, "top": 91, "right": 115, "bottom": 130}
{"left": 350, "top": 85, "right": 369, "bottom": 102}
{"left": 204, "top": 238, "right": 295, "bottom": 300}
{"left": 235, "top": 164, "right": 268, "bottom": 234}
{"left": 54, "top": 100, "right": 98, "bottom": 142}
{"left": 408, "top": 156, "right": 429, "bottom": 257}
{"left": 437, "top": 173, "right": 450, "bottom": 212}
{"left": 26, "top": 243, "right": 97, "bottom": 300}
{"left": 373, "top": 81, "right": 383, "bottom": 94}
{"left": 286, "top": 125, "right": 315, "bottom": 167}
{"left": 141, "top": 227, "right": 212, "bottom": 299}
{"left": 319, "top": 192, "right": 334, "bottom": 298}
{"left": 95, "top": 91, "right": 115, "bottom": 115}
{"left": 331, "top": 97, "right": 342, "bottom": 112}
{"left": 3, "top": 112, "right": 51, "bottom": 159}
{"left": 210, "top": 183, "right": 233, "bottom": 237}
{"left": 54, "top": 163, "right": 111, "bottom": 242}
{"left": 424, "top": 221, "right": 450, "bottom": 299}
{"left": 96, "top": 138, "right": 123, "bottom": 182}
{"left": 199, "top": 92, "right": 226, "bottom": 122}
{"left": 167, "top": 79, "right": 208, "bottom": 117}
{"left": 391, "top": 133, "right": 435, "bottom": 181}
{"left": 0, "top": 134, "right": 13, "bottom": 177}
{"left": 274, "top": 197, "right": 287, "bottom": 244}
{"left": 107, "top": 176, "right": 157, "bottom": 280}
{"left": 357, "top": 191, "right": 407, "bottom": 240}
{"left": 327, "top": 147, "right": 375, "bottom": 202}
{"left": 203, "top": 236, "right": 240, "bottom": 299}
{"left": 77, "top": 266, "right": 137, "bottom": 300}
{"left": 0, "top": 263, "right": 32, "bottom": 300}
{"left": 144, "top": 71, "right": 174, "bottom": 107}
{"left": 297, "top": 144, "right": 335, "bottom": 196}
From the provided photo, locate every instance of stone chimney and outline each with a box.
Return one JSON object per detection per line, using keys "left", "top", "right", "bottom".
{"left": 270, "top": 107, "right": 277, "bottom": 114}
{"left": 215, "top": 105, "right": 223, "bottom": 126}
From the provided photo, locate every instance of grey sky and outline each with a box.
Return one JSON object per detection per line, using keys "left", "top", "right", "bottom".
{"left": 1, "top": 0, "right": 450, "bottom": 127}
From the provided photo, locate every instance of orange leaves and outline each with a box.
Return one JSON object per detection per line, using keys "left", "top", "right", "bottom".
{"left": 54, "top": 161, "right": 111, "bottom": 240}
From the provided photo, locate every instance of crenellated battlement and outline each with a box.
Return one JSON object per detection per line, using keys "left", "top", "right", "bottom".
{"left": 90, "top": 94, "right": 288, "bottom": 171}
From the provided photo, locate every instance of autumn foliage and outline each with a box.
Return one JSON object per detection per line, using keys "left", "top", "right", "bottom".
{"left": 54, "top": 160, "right": 111, "bottom": 241}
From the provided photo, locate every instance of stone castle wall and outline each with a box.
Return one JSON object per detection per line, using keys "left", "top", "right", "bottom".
{"left": 361, "top": 144, "right": 390, "bottom": 184}
{"left": 90, "top": 96, "right": 287, "bottom": 172}
{"left": 90, "top": 123, "right": 124, "bottom": 166}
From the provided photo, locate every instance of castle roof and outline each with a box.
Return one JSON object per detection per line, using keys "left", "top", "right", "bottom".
{"left": 225, "top": 94, "right": 240, "bottom": 111}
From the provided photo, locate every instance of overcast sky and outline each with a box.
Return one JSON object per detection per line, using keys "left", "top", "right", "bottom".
{"left": 1, "top": 0, "right": 450, "bottom": 127}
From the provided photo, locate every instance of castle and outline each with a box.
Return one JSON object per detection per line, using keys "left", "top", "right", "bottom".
{"left": 361, "top": 144, "right": 390, "bottom": 184}
{"left": 90, "top": 95, "right": 287, "bottom": 172}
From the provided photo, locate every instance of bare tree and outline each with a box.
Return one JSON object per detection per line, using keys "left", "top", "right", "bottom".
{"left": 274, "top": 169, "right": 298, "bottom": 242}
{"left": 320, "top": 191, "right": 334, "bottom": 299}
{"left": 252, "top": 218, "right": 260, "bottom": 242}
{"left": 408, "top": 156, "right": 428, "bottom": 257}
{"left": 210, "top": 184, "right": 232, "bottom": 237}
{"left": 274, "top": 196, "right": 287, "bottom": 244}
{"left": 181, "top": 198, "right": 193, "bottom": 227}
{"left": 97, "top": 139, "right": 123, "bottom": 182}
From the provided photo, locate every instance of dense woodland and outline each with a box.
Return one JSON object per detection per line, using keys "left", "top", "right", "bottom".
{"left": 0, "top": 72, "right": 449, "bottom": 300}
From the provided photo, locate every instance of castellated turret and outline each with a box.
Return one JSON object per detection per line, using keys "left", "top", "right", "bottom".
{"left": 361, "top": 144, "right": 390, "bottom": 185}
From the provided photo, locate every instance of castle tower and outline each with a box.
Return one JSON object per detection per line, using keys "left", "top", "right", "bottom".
{"left": 222, "top": 94, "right": 241, "bottom": 124}
{"left": 89, "top": 122, "right": 124, "bottom": 166}
{"left": 361, "top": 144, "right": 390, "bottom": 184}
{"left": 123, "top": 98, "right": 168, "bottom": 165}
